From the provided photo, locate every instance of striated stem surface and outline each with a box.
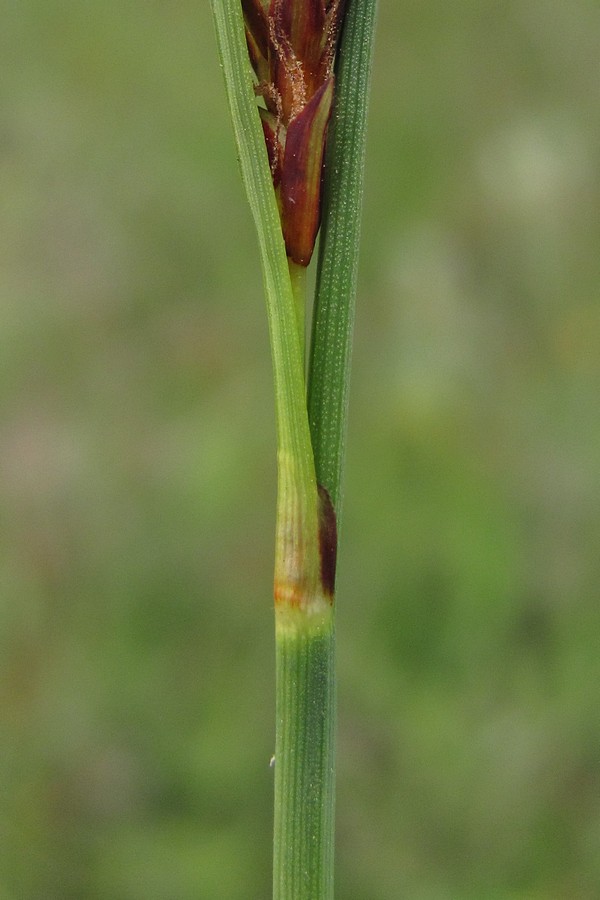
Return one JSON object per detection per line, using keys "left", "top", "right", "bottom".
{"left": 274, "top": 610, "right": 336, "bottom": 900}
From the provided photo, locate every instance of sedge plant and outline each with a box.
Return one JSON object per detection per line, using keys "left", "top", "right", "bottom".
{"left": 211, "top": 0, "right": 378, "bottom": 895}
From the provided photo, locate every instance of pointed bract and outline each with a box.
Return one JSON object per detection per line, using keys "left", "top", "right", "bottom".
{"left": 281, "top": 77, "right": 334, "bottom": 266}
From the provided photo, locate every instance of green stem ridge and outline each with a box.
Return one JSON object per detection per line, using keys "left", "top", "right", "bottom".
{"left": 308, "top": 0, "right": 379, "bottom": 519}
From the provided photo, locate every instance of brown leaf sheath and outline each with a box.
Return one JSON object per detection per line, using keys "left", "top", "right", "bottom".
{"left": 318, "top": 484, "right": 337, "bottom": 600}
{"left": 273, "top": 482, "right": 337, "bottom": 609}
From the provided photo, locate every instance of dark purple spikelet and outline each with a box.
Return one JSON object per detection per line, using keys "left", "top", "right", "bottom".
{"left": 242, "top": 0, "right": 346, "bottom": 265}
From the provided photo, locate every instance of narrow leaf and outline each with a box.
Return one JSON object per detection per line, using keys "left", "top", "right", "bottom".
{"left": 307, "top": 0, "right": 379, "bottom": 518}
{"left": 212, "top": 0, "right": 327, "bottom": 622}
{"left": 211, "top": 0, "right": 315, "bottom": 487}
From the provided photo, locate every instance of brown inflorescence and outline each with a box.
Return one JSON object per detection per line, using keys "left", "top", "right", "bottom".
{"left": 242, "top": 0, "right": 346, "bottom": 266}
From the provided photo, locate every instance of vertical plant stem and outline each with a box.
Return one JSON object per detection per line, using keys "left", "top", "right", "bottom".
{"left": 212, "top": 0, "right": 377, "bottom": 895}
{"left": 274, "top": 610, "right": 335, "bottom": 900}
{"left": 211, "top": 4, "right": 335, "bottom": 894}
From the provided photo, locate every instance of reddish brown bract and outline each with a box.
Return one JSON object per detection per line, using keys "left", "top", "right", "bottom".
{"left": 242, "top": 0, "right": 346, "bottom": 265}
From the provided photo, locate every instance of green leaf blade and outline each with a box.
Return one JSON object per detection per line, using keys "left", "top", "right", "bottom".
{"left": 307, "top": 0, "right": 379, "bottom": 519}
{"left": 211, "top": 0, "right": 318, "bottom": 533}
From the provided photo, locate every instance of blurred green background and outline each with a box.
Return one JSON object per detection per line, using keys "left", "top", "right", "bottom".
{"left": 2, "top": 2, "right": 600, "bottom": 898}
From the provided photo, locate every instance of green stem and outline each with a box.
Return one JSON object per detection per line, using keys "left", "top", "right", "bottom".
{"left": 274, "top": 609, "right": 336, "bottom": 900}
{"left": 211, "top": 1, "right": 377, "bottom": 895}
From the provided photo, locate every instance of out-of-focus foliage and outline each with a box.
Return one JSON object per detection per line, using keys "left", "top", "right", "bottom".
{"left": 2, "top": 2, "right": 599, "bottom": 897}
